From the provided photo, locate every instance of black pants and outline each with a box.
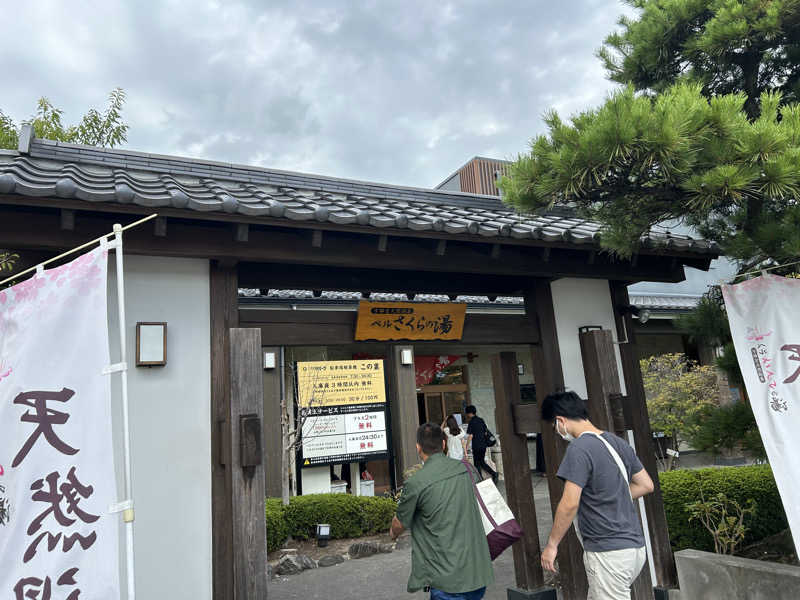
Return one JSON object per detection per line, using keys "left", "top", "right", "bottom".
{"left": 473, "top": 447, "right": 497, "bottom": 480}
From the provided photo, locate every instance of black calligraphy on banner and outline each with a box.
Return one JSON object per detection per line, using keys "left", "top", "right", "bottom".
{"left": 14, "top": 567, "right": 81, "bottom": 600}
{"left": 24, "top": 467, "right": 98, "bottom": 563}
{"left": 781, "top": 344, "right": 800, "bottom": 384}
{"left": 12, "top": 389, "right": 88, "bottom": 599}
{"left": 12, "top": 389, "right": 79, "bottom": 467}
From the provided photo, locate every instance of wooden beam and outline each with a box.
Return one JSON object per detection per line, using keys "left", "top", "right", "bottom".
{"left": 385, "top": 345, "right": 420, "bottom": 482}
{"left": 229, "top": 328, "right": 268, "bottom": 598}
{"left": 0, "top": 205, "right": 693, "bottom": 283}
{"left": 311, "top": 229, "right": 323, "bottom": 248}
{"left": 238, "top": 310, "right": 540, "bottom": 346}
{"left": 235, "top": 223, "right": 249, "bottom": 243}
{"left": 610, "top": 281, "right": 678, "bottom": 588}
{"left": 377, "top": 234, "right": 388, "bottom": 252}
{"left": 210, "top": 262, "right": 239, "bottom": 600}
{"left": 579, "top": 329, "right": 618, "bottom": 433}
{"left": 154, "top": 216, "right": 168, "bottom": 237}
{"left": 525, "top": 281, "right": 588, "bottom": 599}
{"left": 436, "top": 239, "right": 447, "bottom": 256}
{"left": 60, "top": 208, "right": 75, "bottom": 231}
{"left": 0, "top": 194, "right": 718, "bottom": 264}
{"left": 262, "top": 346, "right": 283, "bottom": 499}
{"left": 491, "top": 352, "right": 547, "bottom": 591}
{"left": 579, "top": 328, "right": 655, "bottom": 600}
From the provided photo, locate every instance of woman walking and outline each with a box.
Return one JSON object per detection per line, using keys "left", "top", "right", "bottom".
{"left": 442, "top": 415, "right": 467, "bottom": 460}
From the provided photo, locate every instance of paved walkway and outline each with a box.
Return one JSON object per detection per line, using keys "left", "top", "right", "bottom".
{"left": 269, "top": 475, "right": 557, "bottom": 600}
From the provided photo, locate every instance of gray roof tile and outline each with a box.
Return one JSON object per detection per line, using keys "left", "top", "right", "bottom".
{"left": 0, "top": 139, "right": 720, "bottom": 256}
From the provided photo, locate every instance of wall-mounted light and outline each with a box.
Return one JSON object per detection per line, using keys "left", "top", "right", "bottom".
{"left": 263, "top": 352, "right": 276, "bottom": 370}
{"left": 618, "top": 305, "right": 651, "bottom": 324}
{"left": 613, "top": 305, "right": 652, "bottom": 345}
{"left": 517, "top": 363, "right": 525, "bottom": 376}
{"left": 401, "top": 349, "right": 413, "bottom": 365}
{"left": 136, "top": 322, "right": 167, "bottom": 367}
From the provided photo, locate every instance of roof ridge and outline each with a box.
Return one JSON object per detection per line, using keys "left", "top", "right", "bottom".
{"left": 28, "top": 138, "right": 510, "bottom": 210}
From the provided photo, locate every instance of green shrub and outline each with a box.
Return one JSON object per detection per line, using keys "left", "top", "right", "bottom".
{"left": 280, "top": 494, "right": 398, "bottom": 541}
{"left": 360, "top": 496, "right": 398, "bottom": 535}
{"left": 690, "top": 401, "right": 766, "bottom": 459}
{"left": 660, "top": 465, "right": 787, "bottom": 552}
{"left": 265, "top": 498, "right": 289, "bottom": 552}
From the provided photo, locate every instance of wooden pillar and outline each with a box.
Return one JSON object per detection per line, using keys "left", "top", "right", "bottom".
{"left": 210, "top": 261, "right": 238, "bottom": 600}
{"left": 524, "top": 281, "right": 589, "bottom": 600}
{"left": 230, "top": 328, "right": 269, "bottom": 599}
{"left": 262, "top": 346, "right": 283, "bottom": 499}
{"left": 580, "top": 328, "right": 655, "bottom": 600}
{"left": 610, "top": 281, "right": 678, "bottom": 588}
{"left": 491, "top": 352, "right": 546, "bottom": 591}
{"left": 385, "top": 345, "right": 420, "bottom": 483}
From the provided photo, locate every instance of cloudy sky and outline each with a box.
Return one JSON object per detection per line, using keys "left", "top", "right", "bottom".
{"left": 4, "top": 0, "right": 635, "bottom": 188}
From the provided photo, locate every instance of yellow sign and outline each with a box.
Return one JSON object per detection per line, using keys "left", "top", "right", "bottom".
{"left": 296, "top": 359, "right": 387, "bottom": 408}
{"left": 355, "top": 301, "right": 467, "bottom": 341}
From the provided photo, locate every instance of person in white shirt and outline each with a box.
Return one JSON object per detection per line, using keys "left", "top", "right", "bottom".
{"left": 441, "top": 415, "right": 467, "bottom": 460}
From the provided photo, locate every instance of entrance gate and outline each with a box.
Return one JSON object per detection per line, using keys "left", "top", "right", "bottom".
{"left": 224, "top": 272, "right": 677, "bottom": 600}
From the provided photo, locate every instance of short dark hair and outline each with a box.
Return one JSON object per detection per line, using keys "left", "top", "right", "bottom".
{"left": 541, "top": 391, "right": 588, "bottom": 421}
{"left": 465, "top": 405, "right": 477, "bottom": 415}
{"left": 416, "top": 423, "right": 445, "bottom": 455}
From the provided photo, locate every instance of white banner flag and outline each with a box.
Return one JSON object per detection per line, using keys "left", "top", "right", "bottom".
{"left": 723, "top": 274, "right": 800, "bottom": 551}
{"left": 0, "top": 247, "right": 120, "bottom": 598}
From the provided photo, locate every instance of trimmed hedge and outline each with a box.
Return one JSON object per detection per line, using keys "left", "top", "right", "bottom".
{"left": 660, "top": 465, "right": 787, "bottom": 552}
{"left": 265, "top": 494, "right": 397, "bottom": 550}
{"left": 265, "top": 498, "right": 289, "bottom": 552}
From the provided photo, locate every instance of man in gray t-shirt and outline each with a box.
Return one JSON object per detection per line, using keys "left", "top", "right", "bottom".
{"left": 540, "top": 391, "right": 655, "bottom": 600}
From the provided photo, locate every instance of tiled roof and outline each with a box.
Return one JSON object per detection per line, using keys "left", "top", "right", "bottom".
{"left": 0, "top": 133, "right": 719, "bottom": 255}
{"left": 239, "top": 289, "right": 702, "bottom": 312}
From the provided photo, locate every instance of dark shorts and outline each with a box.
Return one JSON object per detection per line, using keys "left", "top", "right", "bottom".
{"left": 430, "top": 587, "right": 486, "bottom": 600}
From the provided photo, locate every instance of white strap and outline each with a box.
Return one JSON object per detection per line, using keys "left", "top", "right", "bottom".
{"left": 582, "top": 431, "right": 633, "bottom": 501}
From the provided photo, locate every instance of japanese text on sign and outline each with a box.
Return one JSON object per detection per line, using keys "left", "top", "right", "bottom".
{"left": 355, "top": 302, "right": 466, "bottom": 341}
{"left": 297, "top": 359, "right": 390, "bottom": 468}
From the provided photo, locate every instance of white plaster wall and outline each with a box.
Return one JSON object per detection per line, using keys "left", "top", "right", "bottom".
{"left": 108, "top": 256, "right": 211, "bottom": 600}
{"left": 551, "top": 278, "right": 627, "bottom": 399}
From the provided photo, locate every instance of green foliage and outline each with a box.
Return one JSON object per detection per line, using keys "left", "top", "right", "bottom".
{"left": 686, "top": 492, "right": 756, "bottom": 554}
{"left": 660, "top": 465, "right": 787, "bottom": 552}
{"left": 500, "top": 84, "right": 800, "bottom": 265}
{"left": 278, "top": 494, "right": 397, "bottom": 541}
{"left": 265, "top": 498, "right": 290, "bottom": 553}
{"left": 0, "top": 89, "right": 129, "bottom": 150}
{"left": 675, "top": 287, "right": 730, "bottom": 348}
{"left": 0, "top": 251, "right": 18, "bottom": 274}
{"left": 599, "top": 0, "right": 800, "bottom": 118}
{"left": 640, "top": 353, "right": 719, "bottom": 461}
{"left": 691, "top": 400, "right": 767, "bottom": 459}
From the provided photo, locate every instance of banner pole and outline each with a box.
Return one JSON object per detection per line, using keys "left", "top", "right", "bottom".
{"left": 113, "top": 222, "right": 137, "bottom": 600}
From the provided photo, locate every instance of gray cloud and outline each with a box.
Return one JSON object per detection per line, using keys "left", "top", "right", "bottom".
{"left": 2, "top": 0, "right": 635, "bottom": 187}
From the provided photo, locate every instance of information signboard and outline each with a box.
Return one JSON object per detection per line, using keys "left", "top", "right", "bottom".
{"left": 354, "top": 301, "right": 467, "bottom": 341}
{"left": 297, "top": 359, "right": 390, "bottom": 467}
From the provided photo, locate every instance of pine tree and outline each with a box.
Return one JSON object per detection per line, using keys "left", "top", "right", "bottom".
{"left": 598, "top": 0, "right": 800, "bottom": 119}
{"left": 500, "top": 83, "right": 800, "bottom": 266}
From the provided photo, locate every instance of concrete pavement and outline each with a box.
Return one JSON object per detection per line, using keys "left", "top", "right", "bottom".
{"left": 268, "top": 474, "right": 557, "bottom": 600}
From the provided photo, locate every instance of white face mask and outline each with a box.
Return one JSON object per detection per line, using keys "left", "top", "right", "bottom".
{"left": 556, "top": 419, "right": 575, "bottom": 443}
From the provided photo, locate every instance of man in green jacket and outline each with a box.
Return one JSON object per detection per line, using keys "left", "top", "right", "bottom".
{"left": 390, "top": 423, "right": 494, "bottom": 599}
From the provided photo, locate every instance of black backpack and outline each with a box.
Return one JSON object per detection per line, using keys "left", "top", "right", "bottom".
{"left": 485, "top": 426, "right": 497, "bottom": 447}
